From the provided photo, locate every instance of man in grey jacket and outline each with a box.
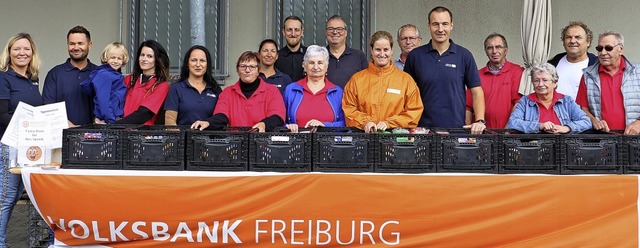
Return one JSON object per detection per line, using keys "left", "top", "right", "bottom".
{"left": 575, "top": 31, "right": 640, "bottom": 134}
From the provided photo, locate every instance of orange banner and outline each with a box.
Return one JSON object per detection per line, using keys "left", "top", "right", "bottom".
{"left": 21, "top": 168, "right": 639, "bottom": 247}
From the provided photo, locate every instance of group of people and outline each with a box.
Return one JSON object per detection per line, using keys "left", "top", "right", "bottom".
{"left": 1, "top": 5, "right": 640, "bottom": 246}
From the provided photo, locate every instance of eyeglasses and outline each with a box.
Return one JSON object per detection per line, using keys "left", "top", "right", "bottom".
{"left": 532, "top": 78, "right": 553, "bottom": 84}
{"left": 595, "top": 43, "right": 622, "bottom": 52}
{"left": 485, "top": 45, "right": 506, "bottom": 51}
{"left": 326, "top": 27, "right": 346, "bottom": 33}
{"left": 238, "top": 64, "right": 258, "bottom": 71}
{"left": 400, "top": 36, "right": 420, "bottom": 42}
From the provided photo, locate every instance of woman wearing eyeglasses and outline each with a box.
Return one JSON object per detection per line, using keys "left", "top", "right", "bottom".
{"left": 508, "top": 63, "right": 591, "bottom": 133}
{"left": 191, "top": 51, "right": 285, "bottom": 132}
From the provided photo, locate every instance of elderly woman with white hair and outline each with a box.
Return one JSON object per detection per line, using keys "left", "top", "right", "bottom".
{"left": 282, "top": 45, "right": 345, "bottom": 132}
{"left": 507, "top": 63, "right": 591, "bottom": 133}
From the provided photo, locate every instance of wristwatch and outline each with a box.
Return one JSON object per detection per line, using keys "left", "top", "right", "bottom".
{"left": 475, "top": 119, "right": 486, "bottom": 124}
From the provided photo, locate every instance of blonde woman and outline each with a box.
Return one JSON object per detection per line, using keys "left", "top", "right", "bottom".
{"left": 0, "top": 33, "right": 43, "bottom": 246}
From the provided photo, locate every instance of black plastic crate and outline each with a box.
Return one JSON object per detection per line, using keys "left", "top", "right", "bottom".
{"left": 434, "top": 128, "right": 500, "bottom": 173}
{"left": 499, "top": 130, "right": 560, "bottom": 174}
{"left": 561, "top": 131, "right": 622, "bottom": 174}
{"left": 620, "top": 135, "right": 640, "bottom": 174}
{"left": 313, "top": 127, "right": 375, "bottom": 172}
{"left": 122, "top": 126, "right": 186, "bottom": 171}
{"left": 186, "top": 127, "right": 249, "bottom": 171}
{"left": 27, "top": 200, "right": 50, "bottom": 248}
{"left": 249, "top": 128, "right": 311, "bottom": 172}
{"left": 62, "top": 124, "right": 125, "bottom": 170}
{"left": 375, "top": 132, "right": 435, "bottom": 173}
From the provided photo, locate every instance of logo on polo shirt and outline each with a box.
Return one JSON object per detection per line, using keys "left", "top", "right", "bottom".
{"left": 206, "top": 93, "right": 217, "bottom": 98}
{"left": 445, "top": 63, "right": 457, "bottom": 68}
{"left": 31, "top": 81, "right": 38, "bottom": 86}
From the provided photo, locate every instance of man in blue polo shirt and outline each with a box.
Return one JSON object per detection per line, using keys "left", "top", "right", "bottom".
{"left": 43, "top": 26, "right": 97, "bottom": 126}
{"left": 404, "top": 6, "right": 486, "bottom": 134}
{"left": 325, "top": 15, "right": 368, "bottom": 88}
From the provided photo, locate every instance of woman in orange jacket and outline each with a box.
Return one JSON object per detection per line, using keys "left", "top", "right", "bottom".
{"left": 342, "top": 31, "right": 424, "bottom": 133}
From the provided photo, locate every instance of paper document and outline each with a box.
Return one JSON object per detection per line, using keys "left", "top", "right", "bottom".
{"left": 0, "top": 101, "right": 68, "bottom": 149}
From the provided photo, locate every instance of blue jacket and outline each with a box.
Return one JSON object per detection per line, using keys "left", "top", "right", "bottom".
{"left": 283, "top": 79, "right": 345, "bottom": 127}
{"left": 79, "top": 64, "right": 126, "bottom": 123}
{"left": 507, "top": 92, "right": 592, "bottom": 133}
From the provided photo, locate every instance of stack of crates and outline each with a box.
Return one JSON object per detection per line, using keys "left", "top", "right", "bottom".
{"left": 434, "top": 128, "right": 500, "bottom": 173}
{"left": 186, "top": 127, "right": 250, "bottom": 171}
{"left": 499, "top": 130, "right": 561, "bottom": 174}
{"left": 27, "top": 201, "right": 50, "bottom": 248}
{"left": 560, "top": 130, "right": 622, "bottom": 174}
{"left": 122, "top": 125, "right": 186, "bottom": 171}
{"left": 250, "top": 127, "right": 311, "bottom": 172}
{"left": 375, "top": 130, "right": 435, "bottom": 173}
{"left": 62, "top": 124, "right": 127, "bottom": 170}
{"left": 313, "top": 127, "right": 376, "bottom": 172}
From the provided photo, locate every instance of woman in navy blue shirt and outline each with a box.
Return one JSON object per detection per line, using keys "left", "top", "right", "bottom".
{"left": 165, "top": 45, "right": 222, "bottom": 125}
{"left": 0, "top": 33, "right": 43, "bottom": 246}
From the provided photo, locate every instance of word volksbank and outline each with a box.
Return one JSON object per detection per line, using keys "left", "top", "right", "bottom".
{"left": 47, "top": 217, "right": 401, "bottom": 245}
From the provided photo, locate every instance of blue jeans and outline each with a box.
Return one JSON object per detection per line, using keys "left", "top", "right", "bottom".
{"left": 0, "top": 144, "right": 23, "bottom": 247}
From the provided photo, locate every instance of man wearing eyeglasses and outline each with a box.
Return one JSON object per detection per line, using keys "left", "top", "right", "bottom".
{"left": 395, "top": 24, "right": 422, "bottom": 70}
{"left": 576, "top": 31, "right": 640, "bottom": 135}
{"left": 325, "top": 15, "right": 368, "bottom": 88}
{"left": 548, "top": 21, "right": 598, "bottom": 100}
{"left": 404, "top": 6, "right": 485, "bottom": 134}
{"left": 465, "top": 33, "right": 523, "bottom": 129}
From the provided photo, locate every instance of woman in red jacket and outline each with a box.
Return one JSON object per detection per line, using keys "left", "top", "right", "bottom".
{"left": 116, "top": 40, "right": 170, "bottom": 125}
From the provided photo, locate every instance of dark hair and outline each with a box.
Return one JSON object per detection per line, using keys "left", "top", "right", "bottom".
{"left": 67, "top": 25, "right": 91, "bottom": 42}
{"left": 130, "top": 40, "right": 170, "bottom": 92}
{"left": 283, "top": 15, "right": 303, "bottom": 28}
{"left": 258, "top": 39, "right": 279, "bottom": 52}
{"left": 236, "top": 51, "right": 260, "bottom": 68}
{"left": 428, "top": 6, "right": 453, "bottom": 24}
{"left": 326, "top": 15, "right": 346, "bottom": 28}
{"left": 484, "top": 33, "right": 508, "bottom": 49}
{"left": 178, "top": 45, "right": 220, "bottom": 90}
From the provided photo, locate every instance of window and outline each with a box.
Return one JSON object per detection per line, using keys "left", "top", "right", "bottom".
{"left": 128, "top": 0, "right": 228, "bottom": 83}
{"left": 273, "top": 0, "right": 370, "bottom": 52}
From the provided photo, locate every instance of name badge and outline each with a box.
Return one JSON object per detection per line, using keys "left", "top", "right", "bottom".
{"left": 387, "top": 88, "right": 401, "bottom": 95}
{"left": 445, "top": 63, "right": 457, "bottom": 68}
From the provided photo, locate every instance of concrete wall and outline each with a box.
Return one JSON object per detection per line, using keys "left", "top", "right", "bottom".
{"left": 1, "top": 0, "right": 639, "bottom": 84}
{"left": 0, "top": 0, "right": 122, "bottom": 85}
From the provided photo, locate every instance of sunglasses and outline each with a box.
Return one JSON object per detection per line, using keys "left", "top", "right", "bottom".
{"left": 595, "top": 43, "right": 621, "bottom": 52}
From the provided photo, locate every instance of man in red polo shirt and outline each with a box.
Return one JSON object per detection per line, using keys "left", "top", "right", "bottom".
{"left": 576, "top": 31, "right": 640, "bottom": 134}
{"left": 465, "top": 33, "right": 523, "bottom": 128}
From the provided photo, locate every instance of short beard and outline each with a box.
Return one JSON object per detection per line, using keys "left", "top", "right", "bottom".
{"left": 70, "top": 53, "right": 88, "bottom": 63}
{"left": 287, "top": 40, "right": 300, "bottom": 48}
